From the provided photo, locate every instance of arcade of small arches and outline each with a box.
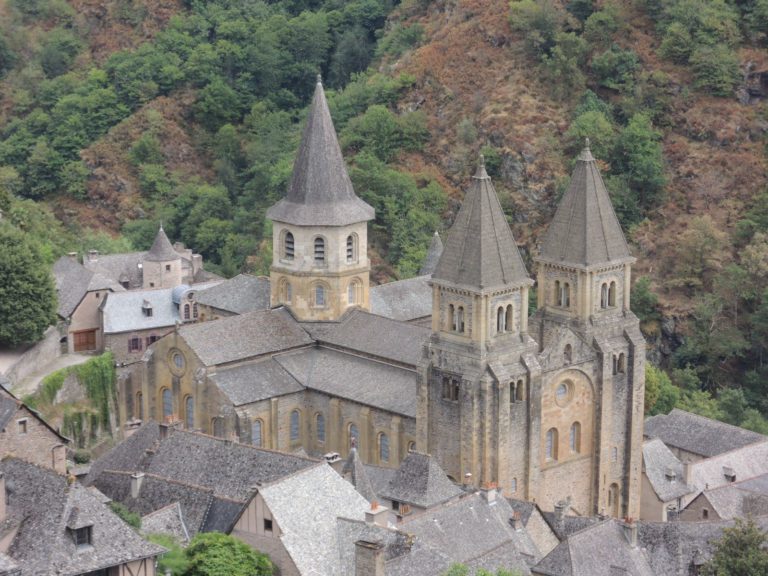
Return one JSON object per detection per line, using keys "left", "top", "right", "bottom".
{"left": 275, "top": 277, "right": 364, "bottom": 308}
{"left": 280, "top": 230, "right": 360, "bottom": 266}
{"left": 544, "top": 421, "right": 583, "bottom": 462}
{"left": 495, "top": 304, "right": 515, "bottom": 334}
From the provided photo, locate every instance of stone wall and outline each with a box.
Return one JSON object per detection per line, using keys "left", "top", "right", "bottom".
{"left": 0, "top": 404, "right": 66, "bottom": 473}
{"left": 3, "top": 326, "right": 62, "bottom": 387}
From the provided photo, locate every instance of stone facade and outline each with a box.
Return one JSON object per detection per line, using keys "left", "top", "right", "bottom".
{"left": 0, "top": 403, "right": 67, "bottom": 474}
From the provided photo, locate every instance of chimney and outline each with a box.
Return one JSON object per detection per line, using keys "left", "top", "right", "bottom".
{"left": 159, "top": 418, "right": 182, "bottom": 440}
{"left": 0, "top": 473, "right": 5, "bottom": 523}
{"left": 554, "top": 500, "right": 568, "bottom": 533}
{"left": 131, "top": 472, "right": 145, "bottom": 499}
{"left": 67, "top": 252, "right": 78, "bottom": 262}
{"left": 355, "top": 540, "right": 384, "bottom": 576}
{"left": 683, "top": 460, "right": 693, "bottom": 485}
{"left": 480, "top": 484, "right": 497, "bottom": 503}
{"left": 512, "top": 511, "right": 523, "bottom": 531}
{"left": 365, "top": 502, "right": 389, "bottom": 528}
{"left": 87, "top": 249, "right": 99, "bottom": 262}
{"left": 622, "top": 518, "right": 638, "bottom": 547}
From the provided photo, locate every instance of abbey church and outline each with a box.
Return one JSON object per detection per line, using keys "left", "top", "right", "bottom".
{"left": 125, "top": 77, "right": 645, "bottom": 520}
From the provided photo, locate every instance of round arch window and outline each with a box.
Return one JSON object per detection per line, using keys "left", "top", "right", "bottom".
{"left": 168, "top": 349, "right": 186, "bottom": 375}
{"left": 554, "top": 380, "right": 574, "bottom": 407}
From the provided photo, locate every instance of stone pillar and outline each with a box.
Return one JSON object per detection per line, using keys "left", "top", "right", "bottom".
{"left": 623, "top": 265, "right": 632, "bottom": 311}
{"left": 360, "top": 407, "right": 371, "bottom": 462}
{"left": 354, "top": 541, "right": 384, "bottom": 576}
{"left": 270, "top": 398, "right": 279, "bottom": 450}
{"left": 329, "top": 398, "right": 341, "bottom": 454}
{"left": 521, "top": 287, "right": 529, "bottom": 334}
{"left": 390, "top": 415, "right": 402, "bottom": 467}
{"left": 480, "top": 376, "right": 492, "bottom": 486}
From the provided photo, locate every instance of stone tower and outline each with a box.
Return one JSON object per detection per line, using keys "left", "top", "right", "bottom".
{"left": 267, "top": 77, "right": 375, "bottom": 321}
{"left": 417, "top": 158, "right": 538, "bottom": 490}
{"left": 530, "top": 140, "right": 645, "bottom": 519}
{"left": 142, "top": 226, "right": 182, "bottom": 289}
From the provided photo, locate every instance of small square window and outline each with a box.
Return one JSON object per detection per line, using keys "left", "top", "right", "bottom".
{"left": 17, "top": 419, "right": 27, "bottom": 435}
{"left": 264, "top": 518, "right": 273, "bottom": 532}
{"left": 73, "top": 526, "right": 92, "bottom": 548}
{"left": 165, "top": 264, "right": 171, "bottom": 271}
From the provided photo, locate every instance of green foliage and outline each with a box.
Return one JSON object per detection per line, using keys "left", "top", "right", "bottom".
{"left": 564, "top": 110, "right": 615, "bottom": 160}
{"left": 0, "top": 36, "right": 17, "bottom": 79}
{"left": 631, "top": 276, "right": 661, "bottom": 324}
{"left": 689, "top": 44, "right": 740, "bottom": 97}
{"left": 659, "top": 22, "right": 694, "bottom": 63}
{"left": 672, "top": 215, "right": 727, "bottom": 291}
{"left": 456, "top": 118, "right": 478, "bottom": 146}
{"left": 541, "top": 32, "right": 588, "bottom": 100}
{"left": 646, "top": 364, "right": 676, "bottom": 415}
{"left": 375, "top": 23, "right": 424, "bottom": 59}
{"left": 129, "top": 134, "right": 164, "bottom": 166}
{"left": 0, "top": 223, "right": 57, "bottom": 347}
{"left": 40, "top": 28, "right": 82, "bottom": 78}
{"left": 442, "top": 564, "right": 522, "bottom": 576}
{"left": 590, "top": 45, "right": 639, "bottom": 92}
{"left": 147, "top": 534, "right": 190, "bottom": 576}
{"left": 73, "top": 449, "right": 91, "bottom": 464}
{"left": 39, "top": 370, "right": 66, "bottom": 406}
{"left": 566, "top": 0, "right": 594, "bottom": 23}
{"left": 341, "top": 105, "right": 429, "bottom": 162}
{"left": 702, "top": 518, "right": 768, "bottom": 576}
{"left": 509, "top": 0, "right": 565, "bottom": 57}
{"left": 109, "top": 502, "right": 141, "bottom": 530}
{"left": 583, "top": 8, "right": 619, "bottom": 47}
{"left": 184, "top": 532, "right": 272, "bottom": 576}
{"left": 480, "top": 146, "right": 502, "bottom": 178}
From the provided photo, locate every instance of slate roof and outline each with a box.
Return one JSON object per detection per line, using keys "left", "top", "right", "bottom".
{"left": 210, "top": 359, "right": 304, "bottom": 406}
{"left": 85, "top": 421, "right": 161, "bottom": 485}
{"left": 266, "top": 77, "right": 374, "bottom": 227}
{"left": 1, "top": 458, "right": 164, "bottom": 576}
{"left": 336, "top": 518, "right": 413, "bottom": 575}
{"left": 52, "top": 256, "right": 124, "bottom": 318}
{"left": 370, "top": 275, "right": 433, "bottom": 322}
{"left": 276, "top": 347, "right": 417, "bottom": 417}
{"left": 178, "top": 307, "right": 314, "bottom": 366}
{"left": 0, "top": 396, "right": 18, "bottom": 432}
{"left": 538, "top": 141, "right": 633, "bottom": 269}
{"left": 303, "top": 308, "right": 430, "bottom": 367}
{"left": 0, "top": 554, "right": 19, "bottom": 576}
{"left": 341, "top": 447, "right": 378, "bottom": 503}
{"left": 382, "top": 451, "right": 463, "bottom": 508}
{"left": 141, "top": 502, "right": 190, "bottom": 544}
{"left": 689, "top": 440, "right": 768, "bottom": 496}
{"left": 82, "top": 252, "right": 147, "bottom": 290}
{"left": 694, "top": 473, "right": 768, "bottom": 519}
{"left": 194, "top": 274, "right": 271, "bottom": 315}
{"left": 101, "top": 287, "right": 178, "bottom": 334}
{"left": 144, "top": 226, "right": 180, "bottom": 262}
{"left": 364, "top": 463, "right": 398, "bottom": 501}
{"left": 256, "top": 463, "right": 370, "bottom": 576}
{"left": 642, "top": 438, "right": 694, "bottom": 502}
{"left": 419, "top": 231, "right": 444, "bottom": 276}
{"left": 644, "top": 409, "right": 766, "bottom": 458}
{"left": 432, "top": 159, "right": 530, "bottom": 291}
{"left": 388, "top": 491, "right": 538, "bottom": 576}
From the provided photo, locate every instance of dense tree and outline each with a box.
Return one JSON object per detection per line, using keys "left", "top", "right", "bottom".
{"left": 184, "top": 533, "right": 272, "bottom": 576}
{"left": 0, "top": 224, "right": 57, "bottom": 347}
{"left": 702, "top": 518, "right": 768, "bottom": 576}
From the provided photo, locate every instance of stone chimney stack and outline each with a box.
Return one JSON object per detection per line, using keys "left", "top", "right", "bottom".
{"left": 355, "top": 540, "right": 384, "bottom": 576}
{"left": 159, "top": 418, "right": 182, "bottom": 440}
{"left": 365, "top": 502, "right": 389, "bottom": 528}
{"left": 131, "top": 472, "right": 145, "bottom": 499}
{"left": 683, "top": 460, "right": 693, "bottom": 485}
{"left": 622, "top": 518, "right": 638, "bottom": 548}
{"left": 512, "top": 511, "right": 523, "bottom": 531}
{"left": 554, "top": 500, "right": 568, "bottom": 534}
{"left": 87, "top": 249, "right": 99, "bottom": 262}
{"left": 67, "top": 252, "right": 78, "bottom": 262}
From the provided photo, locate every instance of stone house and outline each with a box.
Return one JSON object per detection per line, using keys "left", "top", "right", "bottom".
{"left": 0, "top": 457, "right": 164, "bottom": 575}
{"left": 123, "top": 78, "right": 645, "bottom": 518}
{"left": 0, "top": 383, "right": 67, "bottom": 474}
{"left": 678, "top": 472, "right": 768, "bottom": 521}
{"left": 640, "top": 438, "right": 695, "bottom": 522}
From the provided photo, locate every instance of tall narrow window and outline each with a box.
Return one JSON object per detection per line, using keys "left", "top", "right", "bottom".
{"left": 252, "top": 420, "right": 263, "bottom": 447}
{"left": 348, "top": 423, "right": 359, "bottom": 448}
{"left": 184, "top": 304, "right": 190, "bottom": 320}
{"left": 505, "top": 305, "right": 513, "bottom": 331}
{"left": 284, "top": 232, "right": 294, "bottom": 260}
{"left": 601, "top": 283, "right": 608, "bottom": 309}
{"left": 456, "top": 306, "right": 465, "bottom": 333}
{"left": 497, "top": 307, "right": 505, "bottom": 333}
{"left": 314, "top": 284, "right": 326, "bottom": 307}
{"left": 346, "top": 234, "right": 356, "bottom": 263}
{"left": 136, "top": 392, "right": 143, "bottom": 420}
{"left": 408, "top": 441, "right": 416, "bottom": 452}
{"left": 162, "top": 389, "right": 172, "bottom": 420}
{"left": 290, "top": 410, "right": 300, "bottom": 442}
{"left": 348, "top": 280, "right": 359, "bottom": 305}
{"left": 316, "top": 413, "right": 326, "bottom": 443}
{"left": 510, "top": 381, "right": 517, "bottom": 404}
{"left": 185, "top": 396, "right": 194, "bottom": 430}
{"left": 280, "top": 279, "right": 292, "bottom": 304}
{"left": 212, "top": 417, "right": 224, "bottom": 438}
{"left": 562, "top": 283, "right": 571, "bottom": 307}
{"left": 570, "top": 422, "right": 581, "bottom": 453}
{"left": 617, "top": 353, "right": 626, "bottom": 374}
{"left": 516, "top": 379, "right": 525, "bottom": 402}
{"left": 449, "top": 304, "right": 456, "bottom": 331}
{"left": 564, "top": 344, "right": 572, "bottom": 364}
{"left": 314, "top": 237, "right": 325, "bottom": 263}
{"left": 193, "top": 302, "right": 199, "bottom": 319}
{"left": 546, "top": 428, "right": 558, "bottom": 461}
{"left": 609, "top": 281, "right": 617, "bottom": 307}
{"left": 554, "top": 281, "right": 561, "bottom": 306}
{"left": 379, "top": 433, "right": 390, "bottom": 462}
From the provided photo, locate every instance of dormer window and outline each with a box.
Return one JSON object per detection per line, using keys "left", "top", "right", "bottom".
{"left": 72, "top": 526, "right": 92, "bottom": 548}
{"left": 141, "top": 300, "right": 153, "bottom": 317}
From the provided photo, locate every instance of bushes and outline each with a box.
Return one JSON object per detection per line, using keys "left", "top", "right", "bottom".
{"left": 689, "top": 44, "right": 740, "bottom": 96}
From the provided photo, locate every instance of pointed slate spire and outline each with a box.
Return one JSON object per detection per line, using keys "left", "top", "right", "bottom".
{"left": 539, "top": 139, "right": 632, "bottom": 268}
{"left": 144, "top": 225, "right": 179, "bottom": 262}
{"left": 432, "top": 156, "right": 530, "bottom": 290}
{"left": 266, "top": 76, "right": 374, "bottom": 227}
{"left": 419, "top": 231, "right": 444, "bottom": 276}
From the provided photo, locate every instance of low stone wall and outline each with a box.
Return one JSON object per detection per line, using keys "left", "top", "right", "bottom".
{"left": 3, "top": 326, "right": 62, "bottom": 387}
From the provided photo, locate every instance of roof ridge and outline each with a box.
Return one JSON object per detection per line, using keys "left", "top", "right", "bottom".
{"left": 100, "top": 468, "right": 217, "bottom": 495}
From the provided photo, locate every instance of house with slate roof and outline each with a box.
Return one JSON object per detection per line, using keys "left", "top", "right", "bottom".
{"left": 124, "top": 77, "right": 645, "bottom": 520}
{"left": 679, "top": 471, "right": 768, "bottom": 521}
{"left": 0, "top": 457, "right": 164, "bottom": 575}
{"left": 0, "top": 385, "right": 68, "bottom": 474}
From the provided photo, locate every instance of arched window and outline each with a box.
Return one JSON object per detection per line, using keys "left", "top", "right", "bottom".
{"left": 183, "top": 304, "right": 190, "bottom": 320}
{"left": 511, "top": 478, "right": 517, "bottom": 493}
{"left": 562, "top": 283, "right": 571, "bottom": 307}
{"left": 212, "top": 417, "right": 224, "bottom": 438}
{"left": 162, "top": 389, "right": 172, "bottom": 420}
{"left": 546, "top": 428, "right": 558, "bottom": 461}
{"left": 348, "top": 423, "right": 359, "bottom": 449}
{"left": 611, "top": 446, "right": 618, "bottom": 462}
{"left": 564, "top": 344, "right": 572, "bottom": 364}
{"left": 608, "top": 483, "right": 620, "bottom": 517}
{"left": 456, "top": 306, "right": 465, "bottom": 333}
{"left": 136, "top": 391, "right": 143, "bottom": 420}
{"left": 618, "top": 353, "right": 626, "bottom": 374}
{"left": 516, "top": 379, "right": 525, "bottom": 402}
{"left": 497, "top": 307, "right": 505, "bottom": 333}
{"left": 252, "top": 420, "right": 263, "bottom": 447}
{"left": 506, "top": 305, "right": 513, "bottom": 331}
{"left": 348, "top": 280, "right": 360, "bottom": 305}
{"left": 449, "top": 304, "right": 456, "bottom": 331}
{"left": 290, "top": 410, "right": 301, "bottom": 442}
{"left": 613, "top": 355, "right": 618, "bottom": 375}
{"left": 346, "top": 234, "right": 357, "bottom": 263}
{"left": 280, "top": 279, "right": 292, "bottom": 304}
{"left": 316, "top": 413, "right": 325, "bottom": 443}
{"left": 554, "top": 281, "right": 560, "bottom": 306}
{"left": 407, "top": 441, "right": 416, "bottom": 452}
{"left": 609, "top": 281, "right": 617, "bottom": 307}
{"left": 314, "top": 237, "right": 325, "bottom": 263}
{"left": 284, "top": 231, "right": 295, "bottom": 260}
{"left": 510, "top": 381, "right": 517, "bottom": 404}
{"left": 570, "top": 422, "right": 581, "bottom": 453}
{"left": 314, "top": 284, "right": 326, "bottom": 308}
{"left": 379, "top": 433, "right": 390, "bottom": 462}
{"left": 193, "top": 302, "right": 198, "bottom": 319}
{"left": 601, "top": 283, "right": 608, "bottom": 309}
{"left": 185, "top": 396, "right": 194, "bottom": 430}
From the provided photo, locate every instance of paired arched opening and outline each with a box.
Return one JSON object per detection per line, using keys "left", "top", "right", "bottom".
{"left": 496, "top": 304, "right": 514, "bottom": 334}
{"left": 601, "top": 281, "right": 617, "bottom": 309}
{"left": 555, "top": 281, "right": 571, "bottom": 307}
{"left": 510, "top": 379, "right": 525, "bottom": 403}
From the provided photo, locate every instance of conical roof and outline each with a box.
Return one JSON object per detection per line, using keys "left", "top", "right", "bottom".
{"left": 144, "top": 226, "right": 179, "bottom": 262}
{"left": 419, "top": 231, "right": 443, "bottom": 276}
{"left": 539, "top": 140, "right": 632, "bottom": 268}
{"left": 432, "top": 158, "right": 530, "bottom": 290}
{"left": 266, "top": 77, "right": 374, "bottom": 227}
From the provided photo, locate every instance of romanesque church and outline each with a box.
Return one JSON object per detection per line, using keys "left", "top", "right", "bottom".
{"left": 125, "top": 77, "right": 645, "bottom": 519}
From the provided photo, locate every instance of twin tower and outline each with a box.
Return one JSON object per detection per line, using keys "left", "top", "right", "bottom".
{"left": 266, "top": 78, "right": 645, "bottom": 518}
